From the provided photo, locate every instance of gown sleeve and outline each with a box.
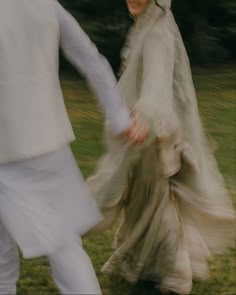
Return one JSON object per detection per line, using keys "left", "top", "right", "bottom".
{"left": 134, "top": 17, "right": 183, "bottom": 177}
{"left": 134, "top": 17, "right": 176, "bottom": 132}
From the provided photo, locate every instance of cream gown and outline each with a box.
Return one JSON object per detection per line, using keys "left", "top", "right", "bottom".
{"left": 88, "top": 1, "right": 235, "bottom": 294}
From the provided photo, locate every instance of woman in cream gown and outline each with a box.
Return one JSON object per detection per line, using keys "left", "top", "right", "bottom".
{"left": 88, "top": 0, "right": 235, "bottom": 294}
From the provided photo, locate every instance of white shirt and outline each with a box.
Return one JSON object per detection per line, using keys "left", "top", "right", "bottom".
{"left": 0, "top": 0, "right": 131, "bottom": 164}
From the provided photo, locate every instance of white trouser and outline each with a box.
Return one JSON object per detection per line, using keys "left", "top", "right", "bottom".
{"left": 0, "top": 222, "right": 102, "bottom": 295}
{"left": 0, "top": 222, "right": 19, "bottom": 295}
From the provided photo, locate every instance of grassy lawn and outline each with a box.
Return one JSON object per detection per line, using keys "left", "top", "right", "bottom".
{"left": 18, "top": 66, "right": 236, "bottom": 295}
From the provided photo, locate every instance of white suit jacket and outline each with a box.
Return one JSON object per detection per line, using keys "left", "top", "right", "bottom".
{"left": 0, "top": 0, "right": 131, "bottom": 164}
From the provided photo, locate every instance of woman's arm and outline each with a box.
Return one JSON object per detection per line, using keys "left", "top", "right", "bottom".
{"left": 52, "top": 1, "right": 131, "bottom": 135}
{"left": 134, "top": 16, "right": 177, "bottom": 134}
{"left": 134, "top": 17, "right": 183, "bottom": 176}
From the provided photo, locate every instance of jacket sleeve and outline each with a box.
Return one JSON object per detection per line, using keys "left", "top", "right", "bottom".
{"left": 52, "top": 1, "right": 131, "bottom": 135}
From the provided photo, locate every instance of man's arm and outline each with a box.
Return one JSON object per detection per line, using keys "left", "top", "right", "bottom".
{"left": 52, "top": 0, "right": 131, "bottom": 135}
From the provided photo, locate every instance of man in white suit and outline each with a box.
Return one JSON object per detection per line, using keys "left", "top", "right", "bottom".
{"left": 0, "top": 0, "right": 148, "bottom": 294}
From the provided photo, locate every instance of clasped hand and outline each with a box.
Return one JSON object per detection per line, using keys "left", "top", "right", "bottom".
{"left": 122, "top": 113, "right": 149, "bottom": 145}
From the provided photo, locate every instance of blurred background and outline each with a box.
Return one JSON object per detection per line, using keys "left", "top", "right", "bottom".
{"left": 58, "top": 0, "right": 236, "bottom": 73}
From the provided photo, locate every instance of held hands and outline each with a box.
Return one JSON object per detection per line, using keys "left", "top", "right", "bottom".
{"left": 122, "top": 112, "right": 149, "bottom": 145}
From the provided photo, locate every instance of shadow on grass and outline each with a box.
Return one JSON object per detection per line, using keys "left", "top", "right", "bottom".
{"left": 128, "top": 280, "right": 159, "bottom": 295}
{"left": 105, "top": 275, "right": 164, "bottom": 295}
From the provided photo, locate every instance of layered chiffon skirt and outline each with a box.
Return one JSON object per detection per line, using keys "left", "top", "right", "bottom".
{"left": 88, "top": 142, "right": 235, "bottom": 295}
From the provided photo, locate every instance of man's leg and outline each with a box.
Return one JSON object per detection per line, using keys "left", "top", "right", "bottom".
{"left": 0, "top": 222, "right": 19, "bottom": 295}
{"left": 49, "top": 237, "right": 102, "bottom": 295}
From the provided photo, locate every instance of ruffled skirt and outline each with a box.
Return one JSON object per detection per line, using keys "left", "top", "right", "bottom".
{"left": 89, "top": 144, "right": 235, "bottom": 295}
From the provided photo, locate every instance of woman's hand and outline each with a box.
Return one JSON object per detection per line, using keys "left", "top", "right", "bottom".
{"left": 122, "top": 113, "right": 149, "bottom": 145}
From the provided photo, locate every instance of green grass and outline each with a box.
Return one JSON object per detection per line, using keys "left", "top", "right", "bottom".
{"left": 18, "top": 67, "right": 236, "bottom": 295}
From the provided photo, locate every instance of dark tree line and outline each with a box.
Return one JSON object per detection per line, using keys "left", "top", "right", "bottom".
{"left": 59, "top": 0, "right": 236, "bottom": 72}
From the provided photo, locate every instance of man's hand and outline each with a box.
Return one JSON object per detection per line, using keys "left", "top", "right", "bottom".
{"left": 122, "top": 113, "right": 149, "bottom": 145}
